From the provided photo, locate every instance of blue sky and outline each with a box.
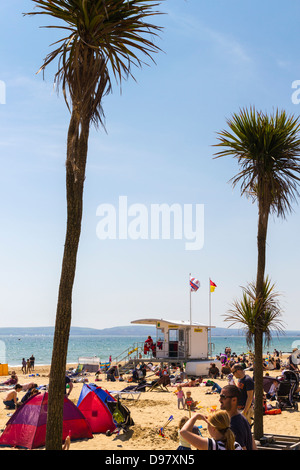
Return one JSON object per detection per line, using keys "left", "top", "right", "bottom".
{"left": 1, "top": 0, "right": 300, "bottom": 331}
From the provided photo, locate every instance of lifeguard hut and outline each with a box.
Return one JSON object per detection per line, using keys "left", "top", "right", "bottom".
{"left": 131, "top": 318, "right": 221, "bottom": 376}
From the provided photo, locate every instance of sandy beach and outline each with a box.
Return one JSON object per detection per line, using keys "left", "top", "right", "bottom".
{"left": 0, "top": 359, "right": 299, "bottom": 451}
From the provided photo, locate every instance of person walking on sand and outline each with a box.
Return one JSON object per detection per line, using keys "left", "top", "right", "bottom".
{"left": 21, "top": 358, "right": 27, "bottom": 374}
{"left": 179, "top": 410, "right": 243, "bottom": 450}
{"left": 26, "top": 359, "right": 31, "bottom": 374}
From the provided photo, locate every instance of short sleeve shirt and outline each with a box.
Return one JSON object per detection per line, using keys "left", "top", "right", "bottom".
{"left": 230, "top": 413, "right": 253, "bottom": 450}
{"left": 237, "top": 374, "right": 254, "bottom": 407}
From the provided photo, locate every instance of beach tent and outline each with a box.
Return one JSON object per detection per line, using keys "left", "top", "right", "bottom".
{"left": 0, "top": 391, "right": 93, "bottom": 449}
{"left": 77, "top": 383, "right": 117, "bottom": 434}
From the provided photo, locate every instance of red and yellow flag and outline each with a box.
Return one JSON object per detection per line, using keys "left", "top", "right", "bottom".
{"left": 210, "top": 280, "right": 217, "bottom": 292}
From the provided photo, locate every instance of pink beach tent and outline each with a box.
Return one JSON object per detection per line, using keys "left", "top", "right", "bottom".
{"left": 0, "top": 391, "right": 93, "bottom": 449}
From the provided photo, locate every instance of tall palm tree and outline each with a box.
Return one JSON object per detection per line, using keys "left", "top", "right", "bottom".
{"left": 25, "top": 0, "right": 163, "bottom": 450}
{"left": 214, "top": 107, "right": 300, "bottom": 440}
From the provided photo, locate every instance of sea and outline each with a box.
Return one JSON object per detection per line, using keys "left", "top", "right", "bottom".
{"left": 1, "top": 334, "right": 300, "bottom": 367}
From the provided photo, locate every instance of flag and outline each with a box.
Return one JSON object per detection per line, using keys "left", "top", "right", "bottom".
{"left": 190, "top": 277, "right": 200, "bottom": 292}
{"left": 210, "top": 280, "right": 217, "bottom": 292}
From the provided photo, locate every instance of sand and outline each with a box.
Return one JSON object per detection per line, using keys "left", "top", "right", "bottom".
{"left": 0, "top": 363, "right": 299, "bottom": 451}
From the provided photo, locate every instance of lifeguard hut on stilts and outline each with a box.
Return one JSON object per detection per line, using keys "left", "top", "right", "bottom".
{"left": 128, "top": 276, "right": 221, "bottom": 376}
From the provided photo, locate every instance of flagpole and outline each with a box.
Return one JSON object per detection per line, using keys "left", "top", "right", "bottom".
{"left": 209, "top": 277, "right": 212, "bottom": 358}
{"left": 189, "top": 273, "right": 192, "bottom": 325}
{"left": 189, "top": 273, "right": 192, "bottom": 360}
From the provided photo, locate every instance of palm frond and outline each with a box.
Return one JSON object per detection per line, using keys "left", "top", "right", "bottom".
{"left": 214, "top": 107, "right": 300, "bottom": 218}
{"left": 25, "top": 0, "right": 164, "bottom": 124}
{"left": 224, "top": 277, "right": 285, "bottom": 348}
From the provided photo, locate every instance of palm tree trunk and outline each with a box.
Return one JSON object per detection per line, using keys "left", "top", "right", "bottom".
{"left": 45, "top": 109, "right": 90, "bottom": 450}
{"left": 253, "top": 329, "right": 264, "bottom": 440}
{"left": 253, "top": 195, "right": 270, "bottom": 441}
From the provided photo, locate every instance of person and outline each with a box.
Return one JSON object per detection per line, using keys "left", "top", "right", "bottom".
{"left": 177, "top": 416, "right": 200, "bottom": 450}
{"left": 175, "top": 385, "right": 185, "bottom": 409}
{"left": 1, "top": 372, "right": 18, "bottom": 386}
{"left": 266, "top": 380, "right": 279, "bottom": 401}
{"left": 177, "top": 377, "right": 201, "bottom": 387}
{"left": 26, "top": 359, "right": 31, "bottom": 374}
{"left": 145, "top": 335, "right": 153, "bottom": 347}
{"left": 205, "top": 381, "right": 222, "bottom": 394}
{"left": 219, "top": 385, "right": 256, "bottom": 450}
{"left": 144, "top": 336, "right": 154, "bottom": 356}
{"left": 21, "top": 384, "right": 39, "bottom": 404}
{"left": 179, "top": 410, "right": 243, "bottom": 450}
{"left": 107, "top": 365, "right": 118, "bottom": 382}
{"left": 65, "top": 376, "right": 73, "bottom": 397}
{"left": 179, "top": 367, "right": 187, "bottom": 382}
{"left": 211, "top": 382, "right": 222, "bottom": 394}
{"left": 208, "top": 363, "right": 220, "bottom": 379}
{"left": 185, "top": 391, "right": 197, "bottom": 410}
{"left": 227, "top": 373, "right": 235, "bottom": 385}
{"left": 231, "top": 364, "right": 254, "bottom": 424}
{"left": 30, "top": 355, "right": 35, "bottom": 371}
{"left": 3, "top": 384, "right": 23, "bottom": 409}
{"left": 21, "top": 358, "right": 27, "bottom": 374}
{"left": 287, "top": 349, "right": 299, "bottom": 371}
{"left": 21, "top": 382, "right": 36, "bottom": 391}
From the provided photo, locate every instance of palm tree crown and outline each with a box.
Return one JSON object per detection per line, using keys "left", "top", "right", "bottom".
{"left": 26, "top": 0, "right": 163, "bottom": 124}
{"left": 225, "top": 277, "right": 285, "bottom": 348}
{"left": 214, "top": 107, "right": 300, "bottom": 218}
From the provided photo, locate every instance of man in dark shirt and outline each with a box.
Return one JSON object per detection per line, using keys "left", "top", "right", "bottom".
{"left": 219, "top": 385, "right": 256, "bottom": 450}
{"left": 231, "top": 364, "right": 254, "bottom": 424}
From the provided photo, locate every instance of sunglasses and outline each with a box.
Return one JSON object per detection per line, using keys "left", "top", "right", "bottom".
{"left": 219, "top": 394, "right": 234, "bottom": 399}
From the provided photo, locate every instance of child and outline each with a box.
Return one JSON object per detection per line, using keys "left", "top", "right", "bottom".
{"left": 175, "top": 385, "right": 185, "bottom": 409}
{"left": 266, "top": 380, "right": 279, "bottom": 401}
{"left": 179, "top": 410, "right": 243, "bottom": 450}
{"left": 185, "top": 391, "right": 196, "bottom": 411}
{"left": 227, "top": 373, "right": 235, "bottom": 385}
{"left": 177, "top": 416, "right": 200, "bottom": 450}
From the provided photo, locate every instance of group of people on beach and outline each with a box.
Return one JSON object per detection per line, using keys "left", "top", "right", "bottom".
{"left": 0, "top": 370, "right": 40, "bottom": 410}
{"left": 174, "top": 348, "right": 300, "bottom": 451}
{"left": 1, "top": 344, "right": 299, "bottom": 451}
{"left": 21, "top": 355, "right": 35, "bottom": 374}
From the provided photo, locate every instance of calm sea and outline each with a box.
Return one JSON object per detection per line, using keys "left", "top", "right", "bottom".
{"left": 0, "top": 334, "right": 299, "bottom": 367}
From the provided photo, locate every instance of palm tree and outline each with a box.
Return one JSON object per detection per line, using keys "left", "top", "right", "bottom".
{"left": 214, "top": 107, "right": 300, "bottom": 440}
{"left": 25, "top": 0, "right": 163, "bottom": 450}
{"left": 225, "top": 277, "right": 285, "bottom": 348}
{"left": 224, "top": 278, "right": 284, "bottom": 435}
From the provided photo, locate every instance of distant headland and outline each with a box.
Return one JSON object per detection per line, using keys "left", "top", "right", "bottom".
{"left": 0, "top": 326, "right": 299, "bottom": 337}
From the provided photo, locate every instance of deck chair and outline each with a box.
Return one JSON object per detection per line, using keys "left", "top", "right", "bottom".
{"left": 109, "top": 381, "right": 147, "bottom": 400}
{"left": 67, "top": 363, "right": 84, "bottom": 377}
{"left": 148, "top": 375, "right": 170, "bottom": 392}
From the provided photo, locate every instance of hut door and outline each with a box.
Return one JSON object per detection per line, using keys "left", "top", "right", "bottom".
{"left": 168, "top": 329, "right": 178, "bottom": 358}
{"left": 178, "top": 329, "right": 185, "bottom": 358}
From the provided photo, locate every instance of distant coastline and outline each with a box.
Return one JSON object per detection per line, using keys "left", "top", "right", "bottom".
{"left": 0, "top": 325, "right": 299, "bottom": 337}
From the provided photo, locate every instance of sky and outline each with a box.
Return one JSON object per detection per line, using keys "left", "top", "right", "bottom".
{"left": 1, "top": 0, "right": 300, "bottom": 331}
